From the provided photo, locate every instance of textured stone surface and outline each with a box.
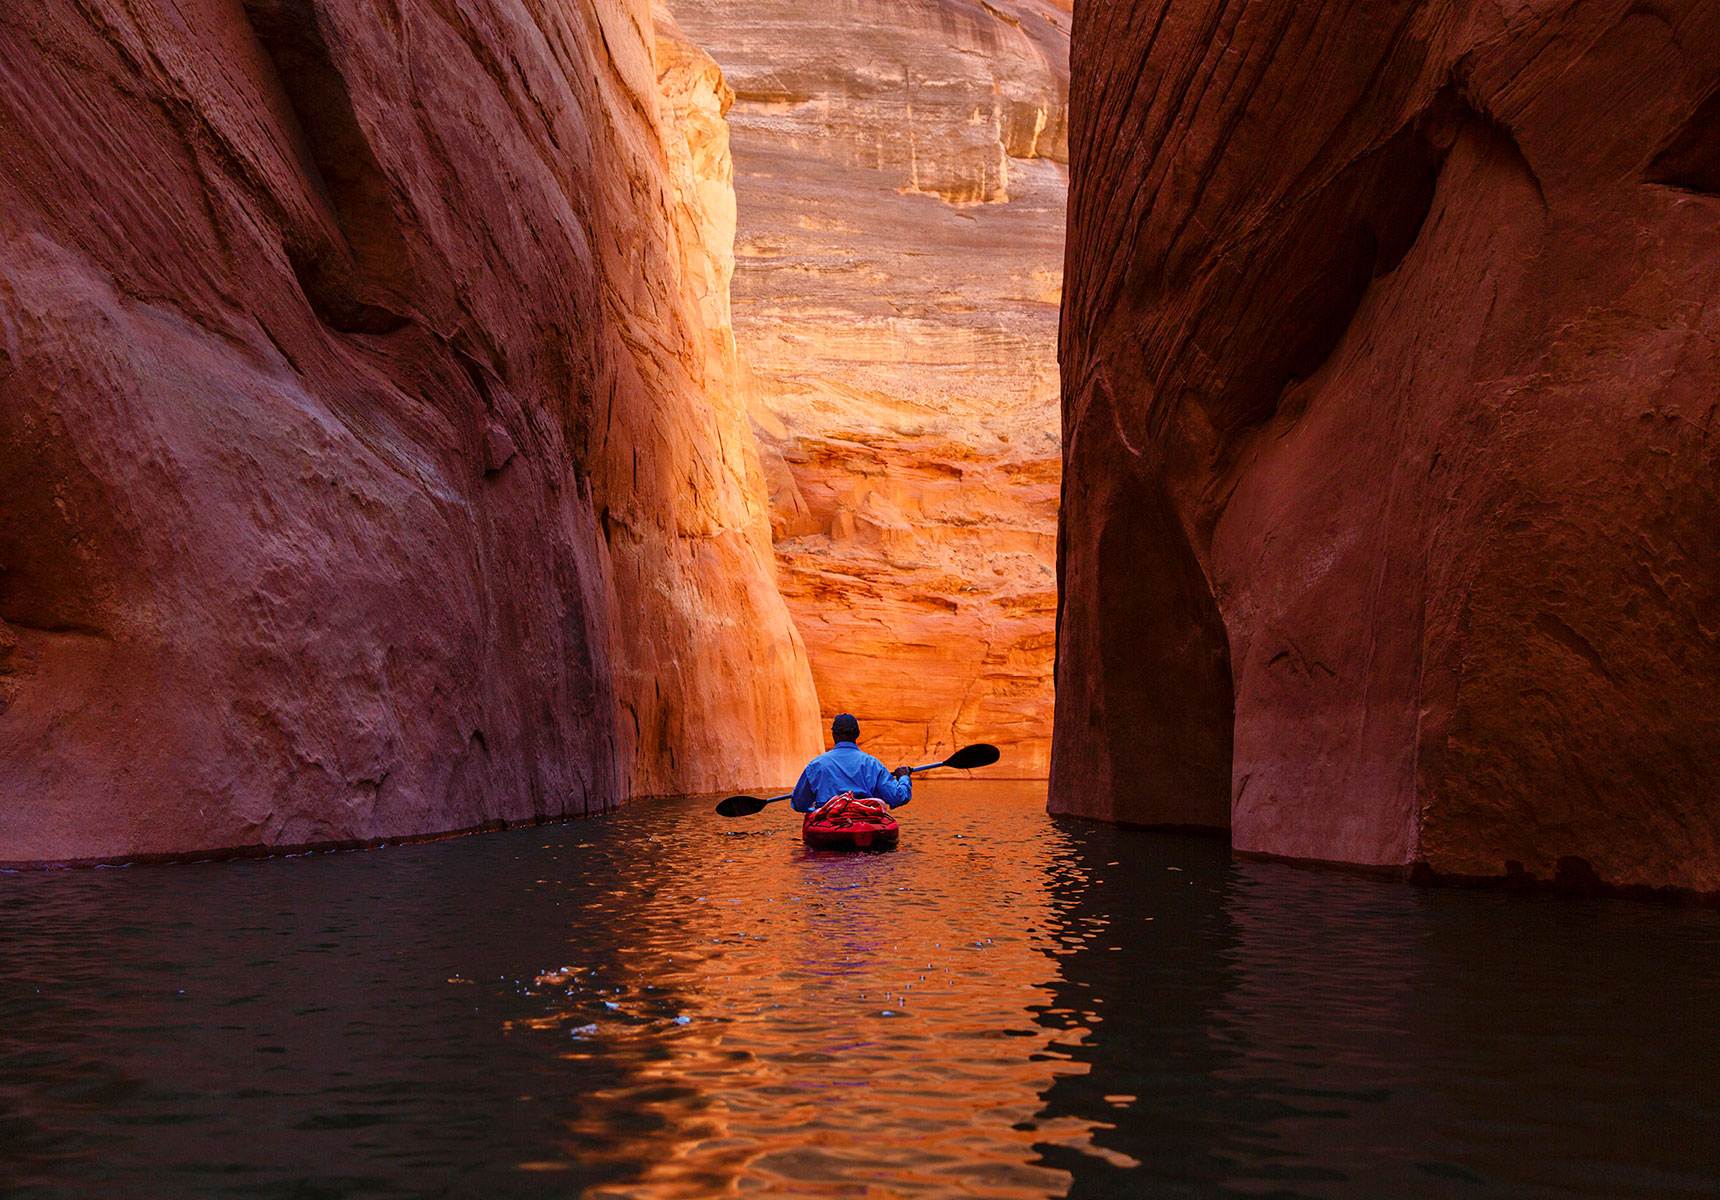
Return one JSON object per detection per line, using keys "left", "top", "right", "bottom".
{"left": 631, "top": 10, "right": 823, "bottom": 797}
{"left": 0, "top": 0, "right": 819, "bottom": 864}
{"left": 668, "top": 0, "right": 1068, "bottom": 775}
{"left": 1052, "top": 0, "right": 1720, "bottom": 890}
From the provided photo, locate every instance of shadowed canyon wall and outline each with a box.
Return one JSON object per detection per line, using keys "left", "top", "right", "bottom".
{"left": 0, "top": 0, "right": 819, "bottom": 864}
{"left": 1052, "top": 0, "right": 1720, "bottom": 890}
{"left": 666, "top": 0, "right": 1070, "bottom": 776}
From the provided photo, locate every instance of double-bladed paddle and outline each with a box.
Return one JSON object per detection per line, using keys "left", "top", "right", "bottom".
{"left": 714, "top": 742, "right": 1001, "bottom": 817}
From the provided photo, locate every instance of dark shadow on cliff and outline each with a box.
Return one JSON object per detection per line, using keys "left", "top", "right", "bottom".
{"left": 241, "top": 0, "right": 413, "bottom": 333}
{"left": 1092, "top": 444, "right": 1234, "bottom": 829}
{"left": 1646, "top": 86, "right": 1720, "bottom": 194}
{"left": 1049, "top": 375, "right": 1233, "bottom": 829}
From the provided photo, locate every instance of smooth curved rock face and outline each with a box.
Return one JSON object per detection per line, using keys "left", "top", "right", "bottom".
{"left": 667, "top": 0, "right": 1069, "bottom": 775}
{"left": 0, "top": 0, "right": 818, "bottom": 864}
{"left": 1053, "top": 0, "right": 1720, "bottom": 889}
{"left": 626, "top": 11, "right": 824, "bottom": 797}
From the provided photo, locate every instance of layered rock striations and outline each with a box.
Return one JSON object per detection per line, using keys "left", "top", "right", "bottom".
{"left": 667, "top": 0, "right": 1069, "bottom": 775}
{"left": 0, "top": 0, "right": 818, "bottom": 864}
{"left": 1052, "top": 0, "right": 1720, "bottom": 889}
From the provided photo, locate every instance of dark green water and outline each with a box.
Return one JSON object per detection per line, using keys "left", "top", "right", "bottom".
{"left": 3, "top": 780, "right": 1717, "bottom": 1198}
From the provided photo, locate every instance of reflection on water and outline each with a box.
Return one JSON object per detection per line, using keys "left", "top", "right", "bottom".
{"left": 3, "top": 781, "right": 1717, "bottom": 1198}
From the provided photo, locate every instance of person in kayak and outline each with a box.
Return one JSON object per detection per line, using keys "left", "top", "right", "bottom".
{"left": 790, "top": 714, "right": 912, "bottom": 812}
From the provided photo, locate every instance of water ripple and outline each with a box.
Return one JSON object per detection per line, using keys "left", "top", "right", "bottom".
{"left": 2, "top": 781, "right": 1717, "bottom": 1197}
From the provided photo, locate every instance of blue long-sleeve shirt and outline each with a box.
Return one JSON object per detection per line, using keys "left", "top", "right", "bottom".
{"left": 790, "top": 741, "right": 911, "bottom": 812}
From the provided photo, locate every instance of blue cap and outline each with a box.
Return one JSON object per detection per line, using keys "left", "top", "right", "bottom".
{"left": 832, "top": 713, "right": 859, "bottom": 741}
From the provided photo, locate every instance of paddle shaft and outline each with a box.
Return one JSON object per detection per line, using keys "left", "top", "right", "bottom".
{"left": 735, "top": 764, "right": 932, "bottom": 814}
{"left": 780, "top": 750, "right": 980, "bottom": 794}
{"left": 716, "top": 743, "right": 998, "bottom": 816}
{"left": 767, "top": 756, "right": 965, "bottom": 802}
{"left": 904, "top": 757, "right": 954, "bottom": 775}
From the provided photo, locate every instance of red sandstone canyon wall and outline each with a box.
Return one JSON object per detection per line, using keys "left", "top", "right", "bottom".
{"left": 666, "top": 0, "right": 1069, "bottom": 776}
{"left": 1052, "top": 0, "right": 1719, "bottom": 890}
{"left": 0, "top": 0, "right": 819, "bottom": 864}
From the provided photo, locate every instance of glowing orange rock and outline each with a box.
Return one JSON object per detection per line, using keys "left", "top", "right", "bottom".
{"left": 668, "top": 0, "right": 1070, "bottom": 775}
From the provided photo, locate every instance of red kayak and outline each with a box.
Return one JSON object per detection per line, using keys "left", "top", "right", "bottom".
{"left": 802, "top": 793, "right": 900, "bottom": 851}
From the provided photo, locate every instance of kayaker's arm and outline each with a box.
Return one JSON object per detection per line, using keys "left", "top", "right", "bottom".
{"left": 790, "top": 765, "right": 818, "bottom": 813}
{"left": 876, "top": 762, "right": 911, "bottom": 808}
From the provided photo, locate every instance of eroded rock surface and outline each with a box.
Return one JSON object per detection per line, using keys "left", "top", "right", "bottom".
{"left": 668, "top": 0, "right": 1069, "bottom": 774}
{"left": 0, "top": 0, "right": 818, "bottom": 863}
{"left": 1053, "top": 0, "right": 1720, "bottom": 889}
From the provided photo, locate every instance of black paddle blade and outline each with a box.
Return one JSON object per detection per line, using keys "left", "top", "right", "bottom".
{"left": 944, "top": 743, "right": 1000, "bottom": 770}
{"left": 716, "top": 794, "right": 768, "bottom": 818}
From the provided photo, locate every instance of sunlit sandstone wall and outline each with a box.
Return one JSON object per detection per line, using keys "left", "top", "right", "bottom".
{"left": 636, "top": 12, "right": 824, "bottom": 795}
{"left": 666, "top": 0, "right": 1069, "bottom": 776}
{"left": 0, "top": 0, "right": 819, "bottom": 864}
{"left": 1052, "top": 0, "right": 1720, "bottom": 890}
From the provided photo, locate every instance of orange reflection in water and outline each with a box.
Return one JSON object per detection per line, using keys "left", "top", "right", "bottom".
{"left": 508, "top": 780, "right": 1110, "bottom": 1197}
{"left": 13, "top": 776, "right": 1720, "bottom": 1197}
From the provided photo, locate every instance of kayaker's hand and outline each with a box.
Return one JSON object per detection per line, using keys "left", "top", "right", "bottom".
{"left": 892, "top": 765, "right": 910, "bottom": 778}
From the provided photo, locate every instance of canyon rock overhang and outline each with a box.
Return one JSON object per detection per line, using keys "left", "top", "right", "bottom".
{"left": 1051, "top": 0, "right": 1720, "bottom": 891}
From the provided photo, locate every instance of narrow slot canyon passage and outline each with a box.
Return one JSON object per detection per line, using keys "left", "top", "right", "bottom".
{"left": 2, "top": 0, "right": 1717, "bottom": 1196}
{"left": 661, "top": 0, "right": 1067, "bottom": 778}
